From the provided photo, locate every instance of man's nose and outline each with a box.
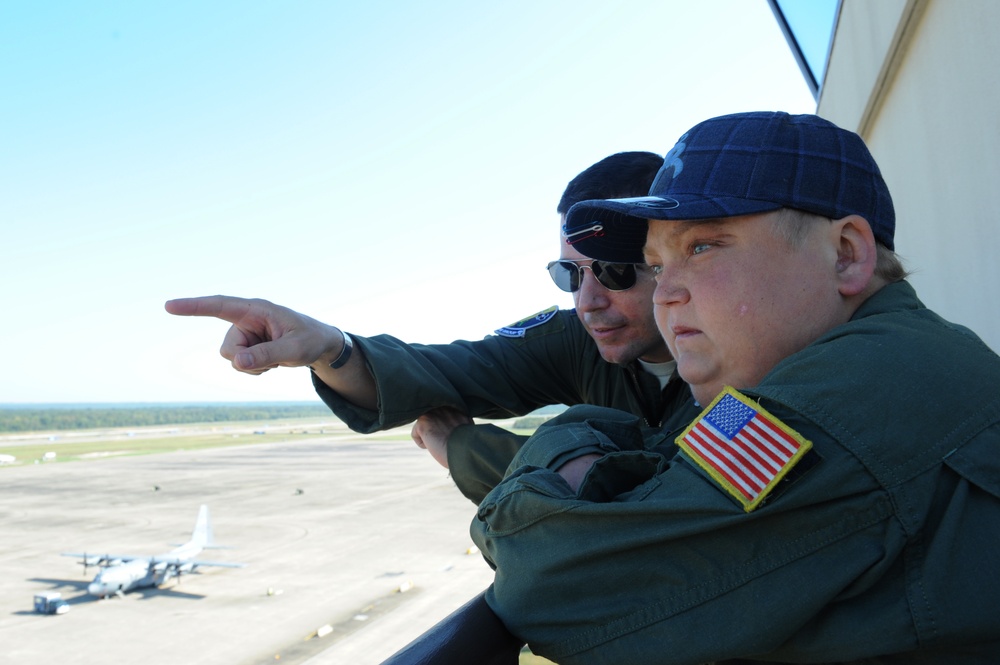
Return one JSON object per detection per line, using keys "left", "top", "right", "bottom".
{"left": 575, "top": 268, "right": 610, "bottom": 311}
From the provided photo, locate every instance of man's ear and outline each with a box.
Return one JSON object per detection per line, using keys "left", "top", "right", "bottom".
{"left": 832, "top": 215, "right": 877, "bottom": 297}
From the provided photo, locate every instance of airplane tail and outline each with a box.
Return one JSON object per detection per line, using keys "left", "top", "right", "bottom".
{"left": 190, "top": 504, "right": 215, "bottom": 548}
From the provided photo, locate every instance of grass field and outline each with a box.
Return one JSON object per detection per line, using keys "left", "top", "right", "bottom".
{"left": 0, "top": 417, "right": 411, "bottom": 467}
{"left": 0, "top": 416, "right": 538, "bottom": 467}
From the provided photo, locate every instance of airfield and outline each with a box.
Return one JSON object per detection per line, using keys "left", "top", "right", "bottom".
{"left": 0, "top": 418, "right": 499, "bottom": 664}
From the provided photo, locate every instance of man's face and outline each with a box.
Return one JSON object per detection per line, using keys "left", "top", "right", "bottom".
{"left": 558, "top": 217, "right": 672, "bottom": 365}
{"left": 643, "top": 210, "right": 849, "bottom": 404}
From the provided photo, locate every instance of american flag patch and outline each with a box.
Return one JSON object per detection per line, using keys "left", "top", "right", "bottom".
{"left": 676, "top": 387, "right": 811, "bottom": 512}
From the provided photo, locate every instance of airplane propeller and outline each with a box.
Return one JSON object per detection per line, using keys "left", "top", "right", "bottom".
{"left": 79, "top": 553, "right": 104, "bottom": 574}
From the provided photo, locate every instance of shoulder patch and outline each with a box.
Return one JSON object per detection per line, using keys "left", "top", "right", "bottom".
{"left": 676, "top": 387, "right": 812, "bottom": 512}
{"left": 495, "top": 306, "right": 559, "bottom": 338}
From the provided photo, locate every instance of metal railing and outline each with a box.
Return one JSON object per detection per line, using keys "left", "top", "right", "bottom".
{"left": 380, "top": 589, "right": 524, "bottom": 665}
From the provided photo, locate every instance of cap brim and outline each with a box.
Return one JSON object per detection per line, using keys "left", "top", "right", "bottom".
{"left": 564, "top": 195, "right": 782, "bottom": 263}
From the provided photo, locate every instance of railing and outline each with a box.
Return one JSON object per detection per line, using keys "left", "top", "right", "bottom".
{"left": 380, "top": 589, "right": 525, "bottom": 665}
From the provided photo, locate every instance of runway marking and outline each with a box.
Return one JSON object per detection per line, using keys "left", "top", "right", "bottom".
{"left": 269, "top": 585, "right": 422, "bottom": 664}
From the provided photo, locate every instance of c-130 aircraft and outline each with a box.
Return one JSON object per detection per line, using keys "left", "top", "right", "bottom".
{"left": 63, "top": 505, "right": 245, "bottom": 598}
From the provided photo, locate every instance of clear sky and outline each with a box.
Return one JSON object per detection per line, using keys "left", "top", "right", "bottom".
{"left": 2, "top": 1, "right": 818, "bottom": 404}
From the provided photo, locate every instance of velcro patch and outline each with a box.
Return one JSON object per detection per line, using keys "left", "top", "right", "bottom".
{"left": 676, "top": 387, "right": 812, "bottom": 512}
{"left": 495, "top": 306, "right": 558, "bottom": 338}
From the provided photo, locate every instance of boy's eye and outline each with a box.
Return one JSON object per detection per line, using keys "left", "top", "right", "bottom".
{"left": 650, "top": 265, "right": 663, "bottom": 276}
{"left": 692, "top": 242, "right": 712, "bottom": 255}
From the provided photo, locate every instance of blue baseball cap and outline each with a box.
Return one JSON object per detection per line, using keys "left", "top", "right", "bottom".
{"left": 563, "top": 112, "right": 896, "bottom": 263}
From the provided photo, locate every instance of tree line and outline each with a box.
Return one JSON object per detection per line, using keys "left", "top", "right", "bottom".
{"left": 0, "top": 404, "right": 336, "bottom": 433}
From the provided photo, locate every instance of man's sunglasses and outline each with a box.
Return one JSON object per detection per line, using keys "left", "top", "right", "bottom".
{"left": 546, "top": 260, "right": 644, "bottom": 293}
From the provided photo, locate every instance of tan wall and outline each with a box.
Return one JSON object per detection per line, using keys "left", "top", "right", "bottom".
{"left": 818, "top": 0, "right": 1000, "bottom": 352}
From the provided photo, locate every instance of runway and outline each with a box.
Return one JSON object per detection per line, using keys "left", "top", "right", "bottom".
{"left": 0, "top": 422, "right": 496, "bottom": 664}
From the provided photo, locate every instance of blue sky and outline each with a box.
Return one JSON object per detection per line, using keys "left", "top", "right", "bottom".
{"left": 2, "top": 1, "right": 817, "bottom": 403}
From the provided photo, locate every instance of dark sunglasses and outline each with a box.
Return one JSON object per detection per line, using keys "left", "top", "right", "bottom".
{"left": 546, "top": 260, "right": 643, "bottom": 293}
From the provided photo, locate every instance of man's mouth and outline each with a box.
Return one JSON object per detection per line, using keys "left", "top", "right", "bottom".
{"left": 587, "top": 320, "right": 625, "bottom": 337}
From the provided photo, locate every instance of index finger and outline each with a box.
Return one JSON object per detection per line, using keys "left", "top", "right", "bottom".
{"left": 164, "top": 295, "right": 258, "bottom": 324}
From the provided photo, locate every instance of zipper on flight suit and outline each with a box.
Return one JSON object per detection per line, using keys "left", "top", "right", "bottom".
{"left": 625, "top": 364, "right": 663, "bottom": 428}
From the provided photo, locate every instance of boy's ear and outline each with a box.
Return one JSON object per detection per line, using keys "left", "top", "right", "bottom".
{"left": 832, "top": 215, "right": 877, "bottom": 297}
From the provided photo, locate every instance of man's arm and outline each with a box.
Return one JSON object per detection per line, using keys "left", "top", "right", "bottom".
{"left": 311, "top": 310, "right": 606, "bottom": 433}
{"left": 166, "top": 298, "right": 616, "bottom": 440}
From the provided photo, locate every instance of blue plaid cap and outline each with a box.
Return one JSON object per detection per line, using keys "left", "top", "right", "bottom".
{"left": 563, "top": 111, "right": 896, "bottom": 263}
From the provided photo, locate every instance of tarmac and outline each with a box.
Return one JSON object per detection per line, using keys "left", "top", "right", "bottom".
{"left": 0, "top": 421, "right": 497, "bottom": 664}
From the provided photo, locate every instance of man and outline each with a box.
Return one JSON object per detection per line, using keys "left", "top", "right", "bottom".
{"left": 469, "top": 112, "right": 1000, "bottom": 663}
{"left": 165, "top": 152, "right": 690, "bottom": 502}
{"left": 411, "top": 151, "right": 682, "bottom": 493}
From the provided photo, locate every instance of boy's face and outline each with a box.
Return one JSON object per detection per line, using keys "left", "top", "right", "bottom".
{"left": 642, "top": 210, "right": 848, "bottom": 405}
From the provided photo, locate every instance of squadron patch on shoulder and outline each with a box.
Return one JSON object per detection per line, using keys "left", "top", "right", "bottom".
{"left": 495, "top": 306, "right": 558, "bottom": 338}
{"left": 676, "top": 387, "right": 812, "bottom": 512}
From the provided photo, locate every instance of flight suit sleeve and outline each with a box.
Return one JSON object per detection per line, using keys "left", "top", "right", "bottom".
{"left": 312, "top": 311, "right": 598, "bottom": 434}
{"left": 470, "top": 404, "right": 903, "bottom": 665}
{"left": 446, "top": 424, "right": 528, "bottom": 505}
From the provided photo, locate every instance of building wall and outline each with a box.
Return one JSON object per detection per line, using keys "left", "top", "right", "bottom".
{"left": 818, "top": 0, "right": 1000, "bottom": 352}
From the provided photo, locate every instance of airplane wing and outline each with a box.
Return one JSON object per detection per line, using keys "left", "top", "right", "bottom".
{"left": 187, "top": 558, "right": 245, "bottom": 568}
{"left": 150, "top": 555, "right": 245, "bottom": 569}
{"left": 61, "top": 552, "right": 150, "bottom": 566}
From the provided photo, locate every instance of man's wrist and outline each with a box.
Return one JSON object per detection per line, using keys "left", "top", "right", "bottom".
{"left": 311, "top": 331, "right": 353, "bottom": 372}
{"left": 328, "top": 332, "right": 353, "bottom": 369}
